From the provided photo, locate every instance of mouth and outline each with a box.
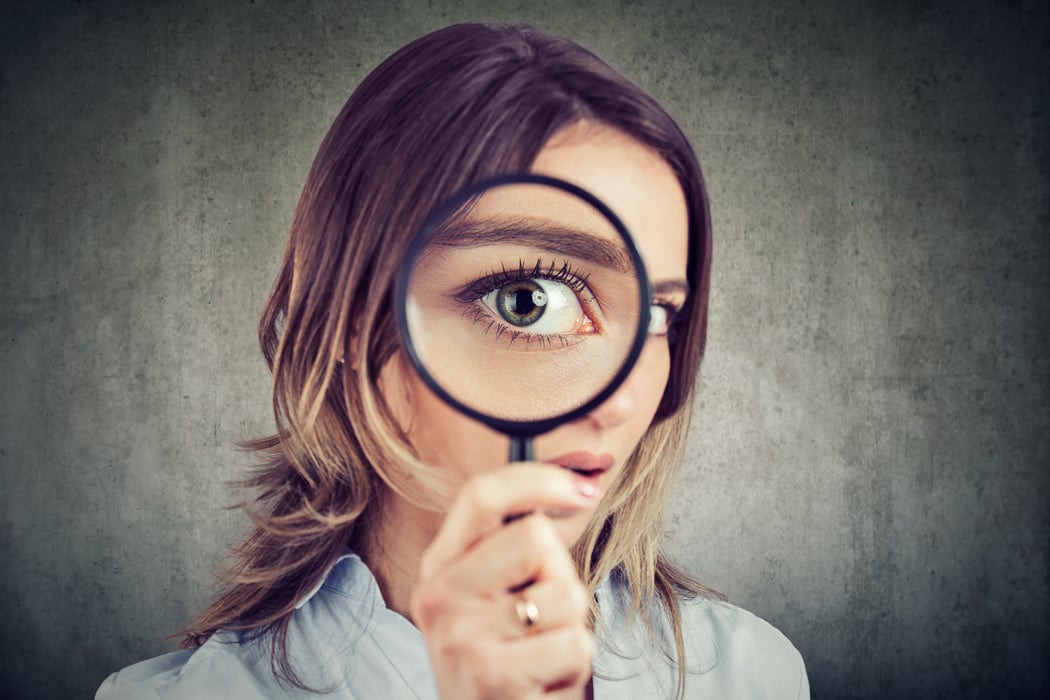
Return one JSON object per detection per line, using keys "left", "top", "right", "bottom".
{"left": 545, "top": 451, "right": 615, "bottom": 478}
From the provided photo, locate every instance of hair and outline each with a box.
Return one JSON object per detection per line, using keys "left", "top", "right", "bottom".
{"left": 181, "top": 21, "right": 719, "bottom": 698}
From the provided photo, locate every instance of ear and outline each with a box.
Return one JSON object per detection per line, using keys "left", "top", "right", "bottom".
{"left": 338, "top": 324, "right": 363, "bottom": 370}
{"left": 377, "top": 350, "right": 414, "bottom": 434}
{"left": 337, "top": 345, "right": 358, "bottom": 369}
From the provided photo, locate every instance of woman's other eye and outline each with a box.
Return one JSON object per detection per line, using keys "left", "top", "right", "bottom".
{"left": 647, "top": 303, "right": 681, "bottom": 336}
{"left": 480, "top": 278, "right": 596, "bottom": 335}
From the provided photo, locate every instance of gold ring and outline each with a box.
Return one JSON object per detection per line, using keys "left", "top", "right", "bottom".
{"left": 515, "top": 597, "right": 539, "bottom": 629}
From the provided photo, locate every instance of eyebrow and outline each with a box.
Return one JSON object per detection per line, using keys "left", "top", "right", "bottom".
{"left": 652, "top": 279, "right": 690, "bottom": 299}
{"left": 430, "top": 217, "right": 634, "bottom": 273}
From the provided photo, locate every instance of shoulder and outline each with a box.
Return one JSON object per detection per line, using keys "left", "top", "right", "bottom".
{"left": 96, "top": 650, "right": 191, "bottom": 700}
{"left": 677, "top": 594, "right": 809, "bottom": 698}
{"left": 95, "top": 637, "right": 278, "bottom": 700}
{"left": 95, "top": 553, "right": 429, "bottom": 699}
{"left": 595, "top": 577, "right": 809, "bottom": 699}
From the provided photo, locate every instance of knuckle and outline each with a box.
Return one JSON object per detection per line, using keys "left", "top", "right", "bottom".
{"left": 460, "top": 475, "right": 497, "bottom": 513}
{"left": 579, "top": 628, "right": 595, "bottom": 657}
{"left": 509, "top": 515, "right": 573, "bottom": 585}
{"left": 521, "top": 513, "right": 555, "bottom": 549}
{"left": 431, "top": 618, "right": 477, "bottom": 659}
{"left": 568, "top": 627, "right": 594, "bottom": 665}
{"left": 565, "top": 581, "right": 589, "bottom": 618}
{"left": 517, "top": 519, "right": 551, "bottom": 567}
{"left": 409, "top": 581, "right": 448, "bottom": 630}
{"left": 470, "top": 649, "right": 508, "bottom": 695}
{"left": 531, "top": 514, "right": 564, "bottom": 550}
{"left": 545, "top": 629, "right": 592, "bottom": 691}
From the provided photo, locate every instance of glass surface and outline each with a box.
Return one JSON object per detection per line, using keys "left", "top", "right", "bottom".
{"left": 403, "top": 180, "right": 645, "bottom": 424}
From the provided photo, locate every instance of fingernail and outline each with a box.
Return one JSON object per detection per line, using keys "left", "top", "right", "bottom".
{"left": 575, "top": 475, "right": 601, "bottom": 498}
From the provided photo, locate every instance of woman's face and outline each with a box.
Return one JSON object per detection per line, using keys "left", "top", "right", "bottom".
{"left": 383, "top": 121, "right": 689, "bottom": 545}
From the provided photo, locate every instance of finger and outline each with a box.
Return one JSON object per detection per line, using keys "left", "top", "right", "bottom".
{"left": 410, "top": 575, "right": 587, "bottom": 647}
{"left": 507, "top": 625, "right": 594, "bottom": 693}
{"left": 545, "top": 684, "right": 592, "bottom": 699}
{"left": 421, "top": 465, "right": 601, "bottom": 579}
{"left": 441, "top": 513, "right": 579, "bottom": 597}
{"left": 499, "top": 579, "right": 589, "bottom": 639}
{"left": 411, "top": 515, "right": 583, "bottom": 644}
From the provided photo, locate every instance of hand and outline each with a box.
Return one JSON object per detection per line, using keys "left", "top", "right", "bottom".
{"left": 410, "top": 464, "right": 602, "bottom": 699}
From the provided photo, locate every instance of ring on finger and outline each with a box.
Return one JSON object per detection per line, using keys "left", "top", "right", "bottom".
{"left": 515, "top": 596, "right": 539, "bottom": 630}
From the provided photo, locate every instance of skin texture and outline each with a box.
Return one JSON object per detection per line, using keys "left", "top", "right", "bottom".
{"left": 366, "top": 122, "right": 689, "bottom": 699}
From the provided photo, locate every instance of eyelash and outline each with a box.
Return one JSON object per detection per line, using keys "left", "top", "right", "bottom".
{"left": 455, "top": 259, "right": 688, "bottom": 347}
{"left": 455, "top": 258, "right": 592, "bottom": 301}
{"left": 454, "top": 259, "right": 595, "bottom": 348}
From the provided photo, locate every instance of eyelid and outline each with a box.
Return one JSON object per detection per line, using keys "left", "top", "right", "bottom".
{"left": 653, "top": 296, "right": 686, "bottom": 316}
{"left": 453, "top": 258, "right": 591, "bottom": 303}
{"left": 453, "top": 258, "right": 606, "bottom": 349}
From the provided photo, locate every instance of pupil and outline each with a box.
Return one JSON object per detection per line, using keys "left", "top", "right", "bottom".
{"left": 497, "top": 280, "right": 547, "bottom": 326}
{"left": 513, "top": 290, "right": 534, "bottom": 313}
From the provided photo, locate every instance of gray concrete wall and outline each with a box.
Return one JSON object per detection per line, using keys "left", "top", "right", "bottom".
{"left": 2, "top": 0, "right": 1047, "bottom": 697}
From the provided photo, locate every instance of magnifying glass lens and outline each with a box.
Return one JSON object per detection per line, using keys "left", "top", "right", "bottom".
{"left": 403, "top": 180, "right": 645, "bottom": 424}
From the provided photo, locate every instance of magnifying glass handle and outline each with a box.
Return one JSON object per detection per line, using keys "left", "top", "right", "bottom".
{"left": 506, "top": 434, "right": 576, "bottom": 525}
{"left": 508, "top": 435, "right": 533, "bottom": 462}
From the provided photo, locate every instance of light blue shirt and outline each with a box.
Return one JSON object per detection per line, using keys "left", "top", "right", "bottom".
{"left": 97, "top": 553, "right": 808, "bottom": 698}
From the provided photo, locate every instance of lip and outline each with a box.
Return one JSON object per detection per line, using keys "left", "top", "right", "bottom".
{"left": 545, "top": 451, "right": 615, "bottom": 475}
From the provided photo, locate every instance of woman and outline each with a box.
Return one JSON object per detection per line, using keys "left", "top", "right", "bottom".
{"left": 98, "top": 22, "right": 808, "bottom": 699}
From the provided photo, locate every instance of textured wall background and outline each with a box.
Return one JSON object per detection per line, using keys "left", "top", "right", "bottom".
{"left": 2, "top": 0, "right": 1047, "bottom": 698}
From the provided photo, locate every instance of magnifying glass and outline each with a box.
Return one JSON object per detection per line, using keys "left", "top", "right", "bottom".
{"left": 394, "top": 174, "right": 651, "bottom": 462}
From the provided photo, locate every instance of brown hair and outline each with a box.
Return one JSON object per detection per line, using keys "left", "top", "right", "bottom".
{"left": 181, "top": 22, "right": 718, "bottom": 697}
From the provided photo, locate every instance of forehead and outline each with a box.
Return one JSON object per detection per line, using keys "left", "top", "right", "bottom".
{"left": 527, "top": 122, "right": 689, "bottom": 283}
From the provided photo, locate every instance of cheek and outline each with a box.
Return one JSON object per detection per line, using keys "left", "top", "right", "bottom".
{"left": 403, "top": 372, "right": 507, "bottom": 479}
{"left": 379, "top": 352, "right": 507, "bottom": 486}
{"left": 636, "top": 338, "right": 672, "bottom": 418}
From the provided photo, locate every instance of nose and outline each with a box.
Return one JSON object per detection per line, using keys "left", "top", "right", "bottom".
{"left": 584, "top": 376, "right": 638, "bottom": 429}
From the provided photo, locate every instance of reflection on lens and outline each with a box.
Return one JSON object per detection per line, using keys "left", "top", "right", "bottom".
{"left": 402, "top": 179, "right": 646, "bottom": 423}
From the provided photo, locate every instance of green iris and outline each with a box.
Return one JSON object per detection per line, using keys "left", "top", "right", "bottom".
{"left": 496, "top": 280, "right": 549, "bottom": 326}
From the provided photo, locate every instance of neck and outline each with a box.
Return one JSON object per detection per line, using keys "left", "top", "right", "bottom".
{"left": 356, "top": 486, "right": 443, "bottom": 621}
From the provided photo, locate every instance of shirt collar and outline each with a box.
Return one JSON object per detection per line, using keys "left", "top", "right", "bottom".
{"left": 293, "top": 550, "right": 368, "bottom": 610}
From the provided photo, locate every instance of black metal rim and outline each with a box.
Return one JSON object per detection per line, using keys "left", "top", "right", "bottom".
{"left": 393, "top": 173, "right": 652, "bottom": 438}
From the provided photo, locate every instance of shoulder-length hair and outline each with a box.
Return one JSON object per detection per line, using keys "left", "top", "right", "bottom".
{"left": 182, "top": 21, "right": 717, "bottom": 697}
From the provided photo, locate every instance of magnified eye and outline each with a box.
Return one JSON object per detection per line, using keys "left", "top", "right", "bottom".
{"left": 480, "top": 278, "right": 594, "bottom": 334}
{"left": 493, "top": 280, "right": 548, "bottom": 326}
